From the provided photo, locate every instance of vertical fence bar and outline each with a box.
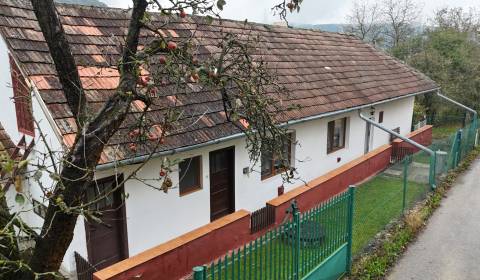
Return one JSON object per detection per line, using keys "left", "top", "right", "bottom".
{"left": 402, "top": 155, "right": 409, "bottom": 213}
{"left": 294, "top": 204, "right": 300, "bottom": 280}
{"left": 346, "top": 186, "right": 355, "bottom": 273}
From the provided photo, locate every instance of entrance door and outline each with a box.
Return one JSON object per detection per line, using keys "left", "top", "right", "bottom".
{"left": 85, "top": 175, "right": 128, "bottom": 270}
{"left": 209, "top": 147, "right": 235, "bottom": 221}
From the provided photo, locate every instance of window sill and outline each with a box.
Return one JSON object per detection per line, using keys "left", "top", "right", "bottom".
{"left": 261, "top": 168, "right": 288, "bottom": 181}
{"left": 327, "top": 146, "right": 346, "bottom": 155}
{"left": 179, "top": 186, "right": 202, "bottom": 197}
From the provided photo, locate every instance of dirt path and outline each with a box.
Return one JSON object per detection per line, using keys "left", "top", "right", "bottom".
{"left": 388, "top": 158, "right": 480, "bottom": 280}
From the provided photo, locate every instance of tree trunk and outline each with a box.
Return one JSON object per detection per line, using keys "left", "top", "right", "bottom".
{"left": 20, "top": 0, "right": 149, "bottom": 278}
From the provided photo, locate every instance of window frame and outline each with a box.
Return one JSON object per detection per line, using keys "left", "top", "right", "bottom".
{"left": 390, "top": 127, "right": 400, "bottom": 142}
{"left": 32, "top": 199, "right": 47, "bottom": 219}
{"left": 261, "top": 133, "right": 294, "bottom": 180}
{"left": 179, "top": 155, "right": 203, "bottom": 196}
{"left": 327, "top": 117, "right": 347, "bottom": 154}
{"left": 378, "top": 111, "right": 384, "bottom": 123}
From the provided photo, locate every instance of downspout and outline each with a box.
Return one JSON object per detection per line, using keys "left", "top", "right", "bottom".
{"left": 436, "top": 91, "right": 477, "bottom": 118}
{"left": 436, "top": 91, "right": 478, "bottom": 145}
{"left": 358, "top": 110, "right": 437, "bottom": 189}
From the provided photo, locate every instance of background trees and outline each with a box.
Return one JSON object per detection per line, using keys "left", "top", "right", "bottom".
{"left": 346, "top": 1, "right": 480, "bottom": 126}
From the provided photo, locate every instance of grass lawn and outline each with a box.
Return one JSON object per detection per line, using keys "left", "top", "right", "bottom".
{"left": 202, "top": 175, "right": 431, "bottom": 279}
{"left": 204, "top": 195, "right": 350, "bottom": 279}
{"left": 432, "top": 123, "right": 461, "bottom": 140}
{"left": 352, "top": 174, "right": 429, "bottom": 255}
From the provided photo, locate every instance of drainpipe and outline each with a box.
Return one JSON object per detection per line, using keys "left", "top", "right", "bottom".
{"left": 436, "top": 91, "right": 477, "bottom": 118}
{"left": 436, "top": 91, "right": 478, "bottom": 146}
{"left": 358, "top": 110, "right": 437, "bottom": 189}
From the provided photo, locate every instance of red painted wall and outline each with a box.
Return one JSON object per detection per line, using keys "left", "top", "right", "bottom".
{"left": 94, "top": 212, "right": 251, "bottom": 280}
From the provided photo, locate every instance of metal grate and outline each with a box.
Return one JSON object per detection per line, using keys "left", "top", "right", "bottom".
{"left": 391, "top": 146, "right": 414, "bottom": 164}
{"left": 75, "top": 251, "right": 96, "bottom": 280}
{"left": 250, "top": 205, "right": 275, "bottom": 233}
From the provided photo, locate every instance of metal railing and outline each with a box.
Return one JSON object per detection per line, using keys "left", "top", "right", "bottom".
{"left": 74, "top": 252, "right": 96, "bottom": 280}
{"left": 250, "top": 205, "right": 275, "bottom": 234}
{"left": 193, "top": 188, "right": 355, "bottom": 280}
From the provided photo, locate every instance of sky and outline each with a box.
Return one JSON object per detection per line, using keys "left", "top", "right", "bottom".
{"left": 101, "top": 0, "right": 480, "bottom": 25}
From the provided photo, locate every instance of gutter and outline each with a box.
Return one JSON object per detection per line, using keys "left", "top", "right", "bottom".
{"left": 358, "top": 110, "right": 437, "bottom": 189}
{"left": 96, "top": 88, "right": 439, "bottom": 171}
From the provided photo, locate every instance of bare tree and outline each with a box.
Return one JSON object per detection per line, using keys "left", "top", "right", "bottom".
{"left": 382, "top": 0, "right": 422, "bottom": 47}
{"left": 345, "top": 0, "right": 383, "bottom": 44}
{"left": 433, "top": 7, "right": 480, "bottom": 33}
{"left": 0, "top": 0, "right": 304, "bottom": 279}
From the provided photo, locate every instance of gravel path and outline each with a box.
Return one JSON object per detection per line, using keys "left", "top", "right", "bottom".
{"left": 388, "top": 158, "right": 480, "bottom": 280}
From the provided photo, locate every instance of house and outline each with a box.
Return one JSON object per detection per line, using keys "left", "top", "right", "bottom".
{"left": 0, "top": 1, "right": 439, "bottom": 279}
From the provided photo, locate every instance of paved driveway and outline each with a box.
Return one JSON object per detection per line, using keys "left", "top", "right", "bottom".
{"left": 388, "top": 158, "right": 480, "bottom": 280}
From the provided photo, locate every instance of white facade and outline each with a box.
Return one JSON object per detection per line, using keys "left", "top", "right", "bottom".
{"left": 0, "top": 35, "right": 416, "bottom": 277}
{"left": 118, "top": 97, "right": 415, "bottom": 256}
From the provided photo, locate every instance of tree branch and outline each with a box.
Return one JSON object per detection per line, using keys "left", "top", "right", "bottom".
{"left": 30, "top": 0, "right": 87, "bottom": 126}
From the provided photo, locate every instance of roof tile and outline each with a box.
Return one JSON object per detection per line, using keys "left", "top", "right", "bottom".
{"left": 0, "top": 0, "right": 439, "bottom": 165}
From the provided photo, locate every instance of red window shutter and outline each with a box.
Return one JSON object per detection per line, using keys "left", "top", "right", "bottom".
{"left": 9, "top": 55, "right": 34, "bottom": 136}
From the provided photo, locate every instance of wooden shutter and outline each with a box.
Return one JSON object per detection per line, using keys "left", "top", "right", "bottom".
{"left": 9, "top": 55, "right": 34, "bottom": 136}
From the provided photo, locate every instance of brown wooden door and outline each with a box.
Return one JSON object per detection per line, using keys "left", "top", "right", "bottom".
{"left": 85, "top": 176, "right": 128, "bottom": 270}
{"left": 209, "top": 147, "right": 235, "bottom": 221}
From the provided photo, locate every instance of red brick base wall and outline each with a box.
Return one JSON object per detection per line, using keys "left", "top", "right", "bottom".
{"left": 94, "top": 125, "right": 432, "bottom": 280}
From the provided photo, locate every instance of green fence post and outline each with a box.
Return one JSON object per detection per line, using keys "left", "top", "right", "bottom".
{"left": 346, "top": 186, "right": 355, "bottom": 273}
{"left": 456, "top": 129, "right": 463, "bottom": 166}
{"left": 193, "top": 266, "right": 206, "bottom": 280}
{"left": 292, "top": 201, "right": 301, "bottom": 280}
{"left": 428, "top": 151, "right": 437, "bottom": 190}
{"left": 402, "top": 155, "right": 409, "bottom": 213}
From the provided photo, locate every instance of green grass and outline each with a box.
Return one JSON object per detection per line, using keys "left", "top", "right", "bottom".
{"left": 203, "top": 174, "right": 431, "bottom": 279}
{"left": 349, "top": 148, "right": 480, "bottom": 280}
{"left": 432, "top": 123, "right": 461, "bottom": 140}
{"left": 204, "top": 195, "right": 350, "bottom": 280}
{"left": 352, "top": 174, "right": 429, "bottom": 255}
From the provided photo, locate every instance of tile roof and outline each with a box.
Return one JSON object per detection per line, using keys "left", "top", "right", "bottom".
{"left": 0, "top": 0, "right": 439, "bottom": 164}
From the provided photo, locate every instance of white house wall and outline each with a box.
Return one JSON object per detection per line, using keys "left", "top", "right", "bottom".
{"left": 0, "top": 37, "right": 85, "bottom": 277}
{"left": 371, "top": 97, "right": 415, "bottom": 150}
{"left": 0, "top": 37, "right": 21, "bottom": 143}
{"left": 97, "top": 96, "right": 417, "bottom": 257}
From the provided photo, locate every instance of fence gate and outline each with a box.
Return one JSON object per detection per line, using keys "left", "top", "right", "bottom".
{"left": 193, "top": 187, "right": 355, "bottom": 280}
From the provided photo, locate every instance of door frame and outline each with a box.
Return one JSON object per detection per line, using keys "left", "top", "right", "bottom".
{"left": 84, "top": 174, "right": 129, "bottom": 265}
{"left": 209, "top": 146, "right": 235, "bottom": 221}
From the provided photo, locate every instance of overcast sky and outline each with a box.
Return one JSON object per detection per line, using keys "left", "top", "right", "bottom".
{"left": 101, "top": 0, "right": 480, "bottom": 24}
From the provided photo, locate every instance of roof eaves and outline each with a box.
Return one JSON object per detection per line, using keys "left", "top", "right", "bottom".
{"left": 96, "top": 87, "right": 440, "bottom": 171}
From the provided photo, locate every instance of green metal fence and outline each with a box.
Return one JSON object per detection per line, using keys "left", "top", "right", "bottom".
{"left": 352, "top": 119, "right": 478, "bottom": 256}
{"left": 192, "top": 120, "right": 478, "bottom": 280}
{"left": 193, "top": 188, "right": 355, "bottom": 280}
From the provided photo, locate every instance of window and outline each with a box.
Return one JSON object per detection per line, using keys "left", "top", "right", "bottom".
{"left": 261, "top": 133, "right": 293, "bottom": 180}
{"left": 379, "top": 111, "right": 384, "bottom": 123}
{"left": 32, "top": 199, "right": 47, "bottom": 218}
{"left": 327, "top": 117, "right": 347, "bottom": 154}
{"left": 86, "top": 177, "right": 118, "bottom": 211}
{"left": 179, "top": 156, "right": 202, "bottom": 195}
{"left": 390, "top": 127, "right": 400, "bottom": 142}
{"left": 10, "top": 55, "right": 34, "bottom": 136}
